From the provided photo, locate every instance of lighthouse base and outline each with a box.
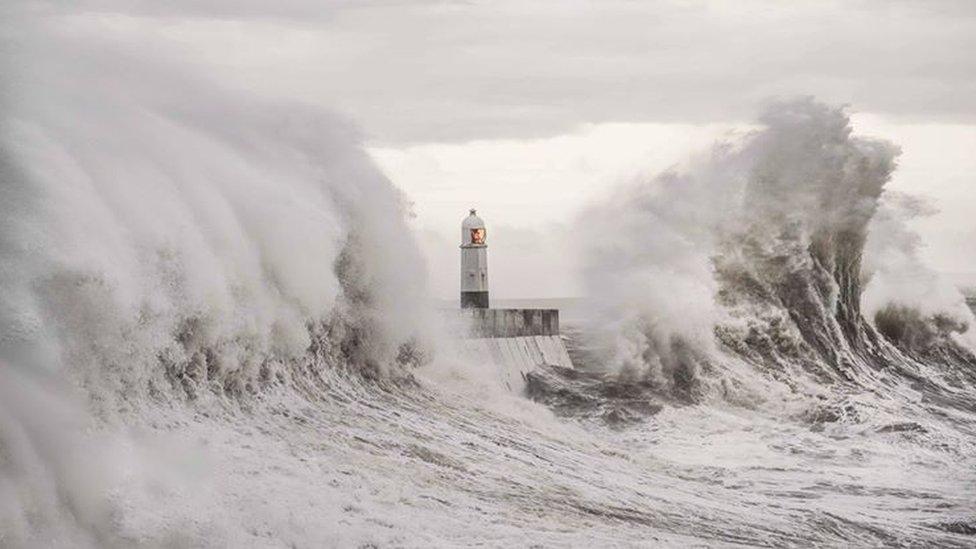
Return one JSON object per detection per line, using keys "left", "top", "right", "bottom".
{"left": 460, "top": 291, "right": 489, "bottom": 309}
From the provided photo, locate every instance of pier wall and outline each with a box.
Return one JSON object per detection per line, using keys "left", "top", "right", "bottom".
{"left": 454, "top": 308, "right": 559, "bottom": 338}
{"left": 458, "top": 335, "right": 574, "bottom": 393}
{"left": 443, "top": 308, "right": 572, "bottom": 393}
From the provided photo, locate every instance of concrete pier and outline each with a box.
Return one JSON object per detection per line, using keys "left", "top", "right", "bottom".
{"left": 456, "top": 308, "right": 559, "bottom": 338}
{"left": 445, "top": 307, "right": 573, "bottom": 393}
{"left": 460, "top": 335, "right": 574, "bottom": 392}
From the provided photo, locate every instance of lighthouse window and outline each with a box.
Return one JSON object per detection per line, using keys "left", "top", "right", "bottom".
{"left": 470, "top": 228, "right": 486, "bottom": 245}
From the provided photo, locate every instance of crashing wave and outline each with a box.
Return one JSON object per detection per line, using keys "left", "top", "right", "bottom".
{"left": 0, "top": 6, "right": 432, "bottom": 543}
{"left": 556, "top": 98, "right": 976, "bottom": 422}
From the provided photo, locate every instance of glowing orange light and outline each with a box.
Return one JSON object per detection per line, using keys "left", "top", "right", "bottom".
{"left": 470, "top": 228, "right": 486, "bottom": 245}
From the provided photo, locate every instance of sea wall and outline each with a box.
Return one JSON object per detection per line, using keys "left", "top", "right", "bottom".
{"left": 457, "top": 335, "right": 573, "bottom": 393}
{"left": 454, "top": 308, "right": 559, "bottom": 338}
{"left": 443, "top": 308, "right": 573, "bottom": 393}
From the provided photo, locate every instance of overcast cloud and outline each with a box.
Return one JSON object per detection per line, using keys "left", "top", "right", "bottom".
{"left": 38, "top": 0, "right": 976, "bottom": 144}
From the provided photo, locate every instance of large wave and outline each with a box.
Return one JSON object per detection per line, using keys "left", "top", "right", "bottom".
{"left": 1, "top": 3, "right": 430, "bottom": 392}
{"left": 1, "top": 4, "right": 432, "bottom": 544}
{"left": 565, "top": 98, "right": 976, "bottom": 418}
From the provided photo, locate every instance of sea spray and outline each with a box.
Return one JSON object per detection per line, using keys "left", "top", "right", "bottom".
{"left": 1, "top": 4, "right": 432, "bottom": 544}
{"left": 0, "top": 4, "right": 431, "bottom": 399}
{"left": 573, "top": 97, "right": 976, "bottom": 407}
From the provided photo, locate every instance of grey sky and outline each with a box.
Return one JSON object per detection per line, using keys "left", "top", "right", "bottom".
{"left": 78, "top": 0, "right": 976, "bottom": 144}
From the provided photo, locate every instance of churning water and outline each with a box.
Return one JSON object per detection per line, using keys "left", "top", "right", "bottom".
{"left": 2, "top": 3, "right": 976, "bottom": 548}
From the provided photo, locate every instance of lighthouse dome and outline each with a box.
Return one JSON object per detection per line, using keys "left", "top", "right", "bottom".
{"left": 462, "top": 208, "right": 485, "bottom": 229}
{"left": 461, "top": 208, "right": 487, "bottom": 246}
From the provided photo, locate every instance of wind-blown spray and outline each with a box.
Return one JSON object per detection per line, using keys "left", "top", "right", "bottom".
{"left": 1, "top": 3, "right": 431, "bottom": 544}
{"left": 576, "top": 98, "right": 976, "bottom": 406}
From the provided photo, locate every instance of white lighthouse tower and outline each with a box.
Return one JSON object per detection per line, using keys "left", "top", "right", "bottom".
{"left": 460, "top": 209, "right": 489, "bottom": 308}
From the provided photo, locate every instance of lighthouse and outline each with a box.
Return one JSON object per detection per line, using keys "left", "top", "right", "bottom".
{"left": 460, "top": 209, "right": 489, "bottom": 308}
{"left": 450, "top": 207, "right": 572, "bottom": 381}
